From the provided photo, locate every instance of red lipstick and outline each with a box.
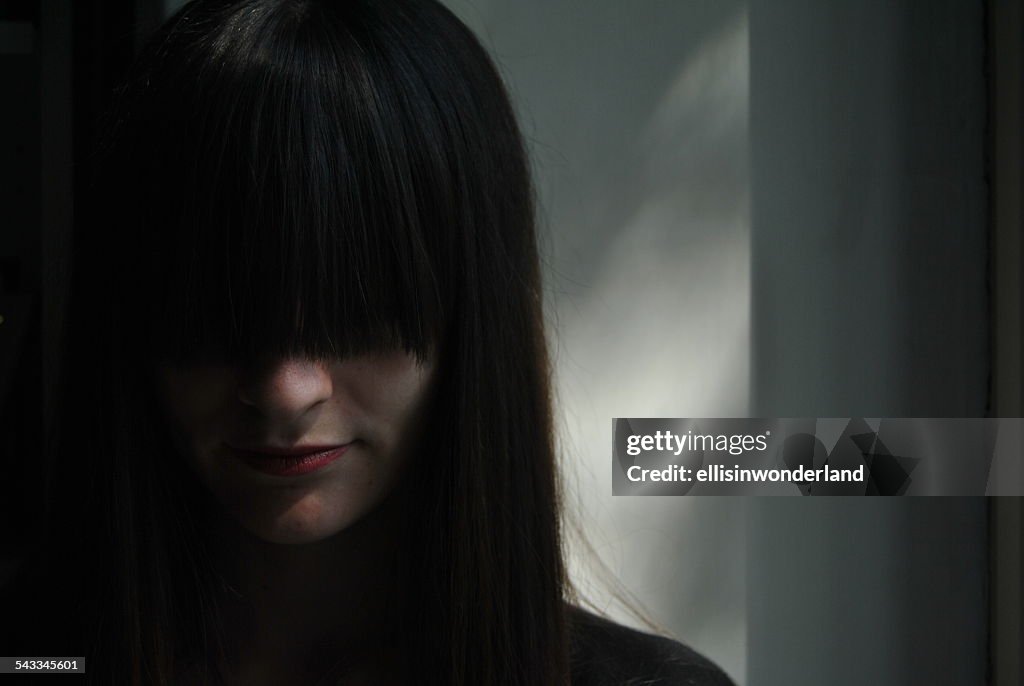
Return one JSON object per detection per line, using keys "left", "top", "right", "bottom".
{"left": 227, "top": 443, "right": 352, "bottom": 477}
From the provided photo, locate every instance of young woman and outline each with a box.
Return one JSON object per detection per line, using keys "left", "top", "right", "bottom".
{"left": 3, "top": 1, "right": 735, "bottom": 684}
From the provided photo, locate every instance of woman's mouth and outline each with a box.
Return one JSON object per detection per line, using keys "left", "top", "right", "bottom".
{"left": 225, "top": 443, "right": 352, "bottom": 477}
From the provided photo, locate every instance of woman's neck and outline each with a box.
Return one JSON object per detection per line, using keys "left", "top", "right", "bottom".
{"left": 210, "top": 496, "right": 408, "bottom": 685}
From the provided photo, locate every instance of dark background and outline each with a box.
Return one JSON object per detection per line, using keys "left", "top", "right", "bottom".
{"left": 1, "top": 0, "right": 143, "bottom": 564}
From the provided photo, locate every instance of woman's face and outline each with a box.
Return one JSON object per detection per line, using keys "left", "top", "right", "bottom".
{"left": 157, "top": 351, "right": 435, "bottom": 544}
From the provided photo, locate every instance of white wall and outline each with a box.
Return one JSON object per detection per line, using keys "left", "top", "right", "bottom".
{"left": 451, "top": 1, "right": 989, "bottom": 685}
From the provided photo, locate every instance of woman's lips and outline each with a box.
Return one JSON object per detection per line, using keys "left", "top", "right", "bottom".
{"left": 226, "top": 443, "right": 352, "bottom": 477}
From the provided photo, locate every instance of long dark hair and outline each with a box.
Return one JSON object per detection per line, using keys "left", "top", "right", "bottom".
{"left": 22, "top": 0, "right": 568, "bottom": 682}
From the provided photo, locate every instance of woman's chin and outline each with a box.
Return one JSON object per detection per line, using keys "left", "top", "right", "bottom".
{"left": 227, "top": 492, "right": 368, "bottom": 545}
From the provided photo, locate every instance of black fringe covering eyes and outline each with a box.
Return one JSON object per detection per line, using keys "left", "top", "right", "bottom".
{"left": 98, "top": 0, "right": 459, "bottom": 366}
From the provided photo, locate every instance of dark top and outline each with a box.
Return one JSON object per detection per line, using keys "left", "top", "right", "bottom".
{"left": 568, "top": 607, "right": 736, "bottom": 686}
{"left": 0, "top": 566, "right": 735, "bottom": 685}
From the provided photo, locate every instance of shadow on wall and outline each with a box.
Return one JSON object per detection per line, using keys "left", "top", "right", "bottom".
{"left": 747, "top": 1, "right": 987, "bottom": 686}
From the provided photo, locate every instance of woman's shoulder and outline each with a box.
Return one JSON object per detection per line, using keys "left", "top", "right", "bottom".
{"left": 567, "top": 605, "right": 736, "bottom": 686}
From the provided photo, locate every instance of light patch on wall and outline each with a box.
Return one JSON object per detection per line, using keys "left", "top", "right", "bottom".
{"left": 554, "top": 9, "right": 749, "bottom": 683}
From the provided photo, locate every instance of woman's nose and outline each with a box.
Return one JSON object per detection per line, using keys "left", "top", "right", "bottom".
{"left": 237, "top": 357, "right": 333, "bottom": 421}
